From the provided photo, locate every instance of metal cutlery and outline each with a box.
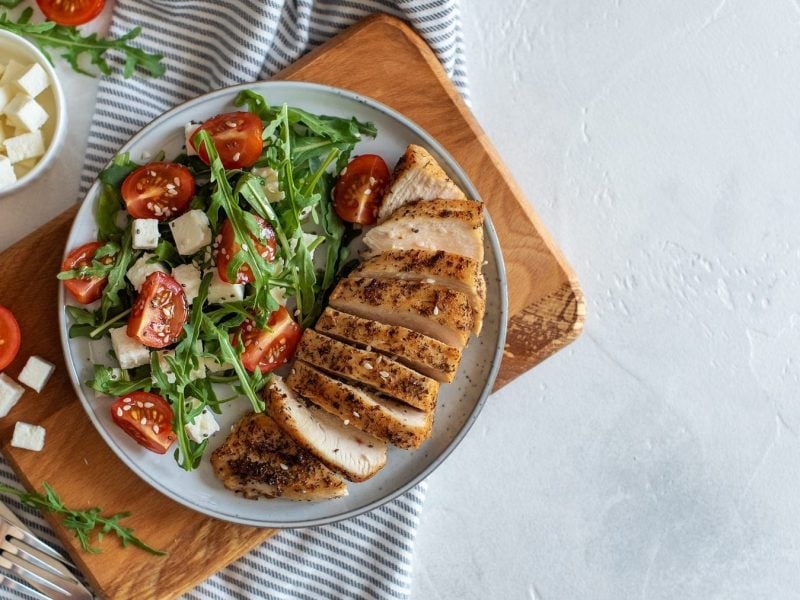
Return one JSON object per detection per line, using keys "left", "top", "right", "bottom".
{"left": 0, "top": 509, "right": 92, "bottom": 600}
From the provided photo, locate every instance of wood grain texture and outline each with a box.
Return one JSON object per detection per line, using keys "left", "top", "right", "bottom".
{"left": 0, "top": 14, "right": 583, "bottom": 599}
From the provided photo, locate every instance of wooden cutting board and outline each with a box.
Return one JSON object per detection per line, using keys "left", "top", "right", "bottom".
{"left": 0, "top": 14, "right": 583, "bottom": 599}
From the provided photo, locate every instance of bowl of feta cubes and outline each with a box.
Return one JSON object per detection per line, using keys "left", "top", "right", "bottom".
{"left": 0, "top": 30, "right": 66, "bottom": 196}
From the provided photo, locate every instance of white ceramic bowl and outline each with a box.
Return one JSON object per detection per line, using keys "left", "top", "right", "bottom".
{"left": 0, "top": 29, "right": 67, "bottom": 197}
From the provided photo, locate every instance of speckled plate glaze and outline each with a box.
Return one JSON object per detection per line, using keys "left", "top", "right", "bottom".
{"left": 59, "top": 81, "right": 508, "bottom": 527}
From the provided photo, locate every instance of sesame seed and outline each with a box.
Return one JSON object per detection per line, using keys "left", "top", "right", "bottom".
{"left": 353, "top": 411, "right": 360, "bottom": 418}
{"left": 123, "top": 405, "right": 131, "bottom": 411}
{"left": 365, "top": 345, "right": 372, "bottom": 352}
{"left": 433, "top": 305, "right": 440, "bottom": 315}
{"left": 226, "top": 120, "right": 237, "bottom": 128}
{"left": 140, "top": 417, "right": 147, "bottom": 425}
{"left": 153, "top": 424, "right": 160, "bottom": 434}
{"left": 148, "top": 170, "right": 156, "bottom": 177}
{"left": 343, "top": 419, "right": 350, "bottom": 426}
{"left": 379, "top": 370, "right": 390, "bottom": 379}
{"left": 116, "top": 408, "right": 123, "bottom": 417}
{"left": 173, "top": 177, "right": 181, "bottom": 187}
{"left": 144, "top": 402, "right": 154, "bottom": 408}
{"left": 137, "top": 401, "right": 144, "bottom": 408}
{"left": 232, "top": 152, "right": 241, "bottom": 162}
{"left": 123, "top": 397, "right": 132, "bottom": 403}
{"left": 363, "top": 361, "right": 373, "bottom": 370}
{"left": 280, "top": 463, "right": 289, "bottom": 471}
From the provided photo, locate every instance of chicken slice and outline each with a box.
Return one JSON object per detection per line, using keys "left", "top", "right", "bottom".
{"left": 315, "top": 308, "right": 462, "bottom": 383}
{"left": 351, "top": 249, "right": 486, "bottom": 335}
{"left": 267, "top": 377, "right": 388, "bottom": 482}
{"left": 296, "top": 329, "right": 439, "bottom": 411}
{"left": 328, "top": 277, "right": 474, "bottom": 348}
{"left": 364, "top": 198, "right": 484, "bottom": 264}
{"left": 377, "top": 144, "right": 466, "bottom": 222}
{"left": 287, "top": 361, "right": 434, "bottom": 449}
{"left": 210, "top": 411, "right": 347, "bottom": 501}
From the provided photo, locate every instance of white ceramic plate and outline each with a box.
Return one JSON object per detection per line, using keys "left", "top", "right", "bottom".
{"left": 59, "top": 81, "right": 508, "bottom": 527}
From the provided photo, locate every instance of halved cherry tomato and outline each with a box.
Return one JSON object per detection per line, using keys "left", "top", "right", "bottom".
{"left": 36, "top": 0, "right": 105, "bottom": 26}
{"left": 191, "top": 112, "right": 263, "bottom": 169}
{"left": 121, "top": 162, "right": 195, "bottom": 221}
{"left": 61, "top": 241, "right": 111, "bottom": 304}
{"left": 238, "top": 307, "right": 301, "bottom": 373}
{"left": 110, "top": 392, "right": 176, "bottom": 454}
{"left": 333, "top": 154, "right": 390, "bottom": 225}
{"left": 0, "top": 306, "right": 21, "bottom": 371}
{"left": 127, "top": 272, "right": 187, "bottom": 349}
{"left": 216, "top": 216, "right": 276, "bottom": 284}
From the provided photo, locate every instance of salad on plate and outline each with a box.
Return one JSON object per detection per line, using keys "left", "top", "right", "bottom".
{"left": 59, "top": 90, "right": 390, "bottom": 472}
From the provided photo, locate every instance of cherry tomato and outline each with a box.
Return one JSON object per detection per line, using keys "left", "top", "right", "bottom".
{"left": 36, "top": 0, "right": 105, "bottom": 26}
{"left": 127, "top": 272, "right": 188, "bottom": 349}
{"left": 110, "top": 392, "right": 176, "bottom": 454}
{"left": 191, "top": 112, "right": 263, "bottom": 169}
{"left": 216, "top": 216, "right": 277, "bottom": 284}
{"left": 121, "top": 162, "right": 195, "bottom": 221}
{"left": 0, "top": 306, "right": 21, "bottom": 371}
{"left": 61, "top": 241, "right": 111, "bottom": 304}
{"left": 333, "top": 154, "right": 390, "bottom": 225}
{"left": 238, "top": 307, "right": 301, "bottom": 373}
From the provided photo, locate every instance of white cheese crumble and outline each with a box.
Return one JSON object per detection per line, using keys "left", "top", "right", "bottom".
{"left": 11, "top": 422, "right": 45, "bottom": 452}
{"left": 17, "top": 356, "right": 55, "bottom": 393}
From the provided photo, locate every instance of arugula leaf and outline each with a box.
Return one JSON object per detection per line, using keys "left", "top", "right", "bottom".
{"left": 96, "top": 184, "right": 126, "bottom": 242}
{"left": 0, "top": 8, "right": 166, "bottom": 78}
{"left": 99, "top": 153, "right": 140, "bottom": 187}
{"left": 88, "top": 365, "right": 150, "bottom": 396}
{"left": 99, "top": 228, "right": 134, "bottom": 321}
{"left": 0, "top": 482, "right": 166, "bottom": 555}
{"left": 152, "top": 239, "right": 180, "bottom": 266}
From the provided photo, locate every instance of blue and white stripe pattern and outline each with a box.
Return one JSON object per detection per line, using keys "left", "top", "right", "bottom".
{"left": 2, "top": 1, "right": 468, "bottom": 598}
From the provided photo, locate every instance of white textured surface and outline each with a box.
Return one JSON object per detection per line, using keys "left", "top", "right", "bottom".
{"left": 1, "top": 1, "right": 798, "bottom": 598}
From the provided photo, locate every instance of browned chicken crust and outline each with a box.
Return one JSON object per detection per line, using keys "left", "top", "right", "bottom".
{"left": 329, "top": 277, "right": 474, "bottom": 348}
{"left": 296, "top": 329, "right": 439, "bottom": 411}
{"left": 210, "top": 412, "right": 347, "bottom": 501}
{"left": 287, "top": 361, "right": 434, "bottom": 449}
{"left": 315, "top": 308, "right": 462, "bottom": 383}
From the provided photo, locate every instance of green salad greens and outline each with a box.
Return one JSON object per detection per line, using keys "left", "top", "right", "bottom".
{"left": 61, "top": 90, "right": 376, "bottom": 471}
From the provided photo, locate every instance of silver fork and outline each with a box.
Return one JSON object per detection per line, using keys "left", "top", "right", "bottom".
{"left": 0, "top": 515, "right": 92, "bottom": 599}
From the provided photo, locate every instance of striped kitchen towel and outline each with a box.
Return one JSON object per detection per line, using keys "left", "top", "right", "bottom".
{"left": 0, "top": 1, "right": 468, "bottom": 599}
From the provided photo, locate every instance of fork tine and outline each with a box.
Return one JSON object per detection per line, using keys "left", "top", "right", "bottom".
{"left": 5, "top": 522, "right": 72, "bottom": 566}
{"left": 1, "top": 537, "right": 73, "bottom": 581}
{"left": 0, "top": 554, "right": 72, "bottom": 598}
{"left": 0, "top": 571, "right": 54, "bottom": 600}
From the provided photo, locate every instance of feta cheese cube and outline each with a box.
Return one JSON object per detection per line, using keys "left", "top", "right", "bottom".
{"left": 11, "top": 422, "right": 45, "bottom": 452}
{"left": 171, "top": 264, "right": 201, "bottom": 304}
{"left": 152, "top": 342, "right": 206, "bottom": 385}
{"left": 109, "top": 327, "right": 151, "bottom": 369}
{"left": 4, "top": 130, "right": 45, "bottom": 164}
{"left": 132, "top": 218, "right": 160, "bottom": 250}
{"left": 126, "top": 253, "right": 168, "bottom": 291}
{"left": 3, "top": 94, "right": 48, "bottom": 132}
{"left": 169, "top": 210, "right": 211, "bottom": 256}
{"left": 185, "top": 407, "right": 220, "bottom": 443}
{"left": 0, "top": 374, "right": 24, "bottom": 417}
{"left": 0, "top": 85, "right": 13, "bottom": 113}
{"left": 0, "top": 155, "right": 16, "bottom": 190}
{"left": 17, "top": 356, "right": 55, "bottom": 393}
{"left": 0, "top": 60, "right": 25, "bottom": 85}
{"left": 14, "top": 63, "right": 49, "bottom": 98}
{"left": 206, "top": 270, "right": 244, "bottom": 304}
{"left": 184, "top": 122, "right": 199, "bottom": 156}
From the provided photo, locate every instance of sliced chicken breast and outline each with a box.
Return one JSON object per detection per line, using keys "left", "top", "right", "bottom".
{"left": 328, "top": 277, "right": 474, "bottom": 348}
{"left": 287, "top": 361, "right": 433, "bottom": 449}
{"left": 351, "top": 249, "right": 486, "bottom": 335}
{"left": 315, "top": 308, "right": 462, "bottom": 383}
{"left": 296, "top": 329, "right": 439, "bottom": 411}
{"left": 377, "top": 144, "right": 466, "bottom": 222}
{"left": 364, "top": 198, "right": 484, "bottom": 264}
{"left": 267, "top": 377, "right": 388, "bottom": 482}
{"left": 211, "top": 411, "right": 347, "bottom": 501}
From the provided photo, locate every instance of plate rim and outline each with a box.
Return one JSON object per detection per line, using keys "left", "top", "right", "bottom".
{"left": 58, "top": 80, "right": 509, "bottom": 528}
